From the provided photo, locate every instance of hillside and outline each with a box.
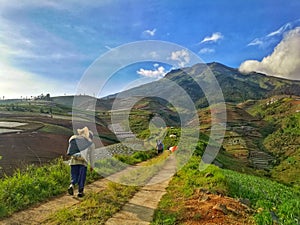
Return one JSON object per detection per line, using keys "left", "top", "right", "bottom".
{"left": 241, "top": 96, "right": 300, "bottom": 186}
{"left": 196, "top": 103, "right": 272, "bottom": 173}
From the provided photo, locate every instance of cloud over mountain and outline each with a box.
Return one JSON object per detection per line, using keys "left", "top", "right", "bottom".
{"left": 137, "top": 64, "right": 166, "bottom": 78}
{"left": 170, "top": 49, "right": 190, "bottom": 67}
{"left": 239, "top": 27, "right": 300, "bottom": 80}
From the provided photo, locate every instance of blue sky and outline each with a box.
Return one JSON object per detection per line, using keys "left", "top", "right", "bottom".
{"left": 0, "top": 0, "right": 300, "bottom": 98}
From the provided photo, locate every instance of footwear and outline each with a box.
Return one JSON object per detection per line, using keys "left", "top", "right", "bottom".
{"left": 77, "top": 192, "right": 84, "bottom": 198}
{"left": 68, "top": 184, "right": 74, "bottom": 195}
{"left": 77, "top": 188, "right": 84, "bottom": 197}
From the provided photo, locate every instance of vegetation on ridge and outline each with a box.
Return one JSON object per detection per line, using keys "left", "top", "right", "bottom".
{"left": 244, "top": 96, "right": 300, "bottom": 187}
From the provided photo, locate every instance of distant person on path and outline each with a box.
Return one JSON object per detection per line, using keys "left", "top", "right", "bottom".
{"left": 67, "top": 127, "right": 95, "bottom": 197}
{"left": 156, "top": 140, "right": 164, "bottom": 154}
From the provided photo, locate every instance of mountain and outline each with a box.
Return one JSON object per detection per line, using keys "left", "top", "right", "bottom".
{"left": 51, "top": 63, "right": 300, "bottom": 112}
{"left": 96, "top": 63, "right": 299, "bottom": 180}
{"left": 208, "top": 62, "right": 300, "bottom": 100}
{"left": 49, "top": 63, "right": 300, "bottom": 136}
{"left": 99, "top": 62, "right": 300, "bottom": 110}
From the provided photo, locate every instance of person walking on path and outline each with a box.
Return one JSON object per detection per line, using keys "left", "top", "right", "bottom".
{"left": 67, "top": 127, "right": 95, "bottom": 197}
{"left": 156, "top": 140, "right": 164, "bottom": 155}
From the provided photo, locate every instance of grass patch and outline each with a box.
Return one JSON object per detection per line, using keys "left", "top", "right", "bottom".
{"left": 114, "top": 150, "right": 157, "bottom": 165}
{"left": 0, "top": 158, "right": 99, "bottom": 218}
{"left": 0, "top": 158, "right": 69, "bottom": 217}
{"left": 45, "top": 182, "right": 139, "bottom": 225}
{"left": 39, "top": 123, "right": 73, "bottom": 135}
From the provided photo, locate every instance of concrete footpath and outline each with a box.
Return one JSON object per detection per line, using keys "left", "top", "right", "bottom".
{"left": 106, "top": 155, "right": 177, "bottom": 225}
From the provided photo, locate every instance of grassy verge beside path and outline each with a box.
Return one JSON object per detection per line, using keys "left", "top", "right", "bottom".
{"left": 152, "top": 155, "right": 300, "bottom": 225}
{"left": 45, "top": 182, "right": 139, "bottom": 225}
{"left": 0, "top": 158, "right": 101, "bottom": 218}
{"left": 0, "top": 148, "right": 157, "bottom": 219}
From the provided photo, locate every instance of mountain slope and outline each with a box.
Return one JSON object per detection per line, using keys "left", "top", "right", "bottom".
{"left": 100, "top": 62, "right": 300, "bottom": 109}
{"left": 242, "top": 96, "right": 300, "bottom": 186}
{"left": 52, "top": 63, "right": 299, "bottom": 113}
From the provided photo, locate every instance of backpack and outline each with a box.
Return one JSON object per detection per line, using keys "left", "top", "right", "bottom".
{"left": 157, "top": 143, "right": 163, "bottom": 151}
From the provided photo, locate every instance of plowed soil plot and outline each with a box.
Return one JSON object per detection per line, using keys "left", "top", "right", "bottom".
{"left": 0, "top": 132, "right": 69, "bottom": 177}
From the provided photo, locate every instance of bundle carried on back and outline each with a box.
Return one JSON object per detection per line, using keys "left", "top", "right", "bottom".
{"left": 67, "top": 127, "right": 93, "bottom": 156}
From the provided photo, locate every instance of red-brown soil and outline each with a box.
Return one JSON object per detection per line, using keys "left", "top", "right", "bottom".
{"left": 181, "top": 190, "right": 254, "bottom": 225}
{"left": 0, "top": 132, "right": 69, "bottom": 177}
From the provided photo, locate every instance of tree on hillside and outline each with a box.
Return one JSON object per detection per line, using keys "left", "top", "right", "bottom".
{"left": 45, "top": 93, "right": 51, "bottom": 101}
{"left": 35, "top": 93, "right": 51, "bottom": 101}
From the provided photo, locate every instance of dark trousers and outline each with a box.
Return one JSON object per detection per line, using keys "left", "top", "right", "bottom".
{"left": 70, "top": 165, "right": 87, "bottom": 191}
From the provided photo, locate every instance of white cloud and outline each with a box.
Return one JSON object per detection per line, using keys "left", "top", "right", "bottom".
{"left": 170, "top": 49, "right": 190, "bottom": 67}
{"left": 247, "top": 19, "right": 300, "bottom": 48}
{"left": 247, "top": 39, "right": 264, "bottom": 47}
{"left": 267, "top": 22, "right": 295, "bottom": 37}
{"left": 137, "top": 66, "right": 166, "bottom": 78}
{"left": 239, "top": 27, "right": 300, "bottom": 80}
{"left": 0, "top": 15, "right": 84, "bottom": 62}
{"left": 143, "top": 28, "right": 157, "bottom": 37}
{"left": 0, "top": 61, "right": 75, "bottom": 99}
{"left": 0, "top": 3, "right": 91, "bottom": 99}
{"left": 199, "top": 48, "right": 215, "bottom": 54}
{"left": 200, "top": 32, "right": 223, "bottom": 44}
